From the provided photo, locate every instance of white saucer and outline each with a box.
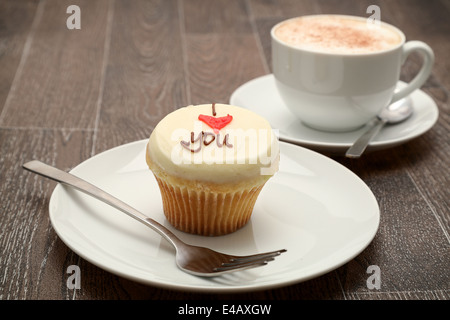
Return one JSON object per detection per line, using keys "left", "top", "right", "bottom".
{"left": 49, "top": 140, "right": 379, "bottom": 293}
{"left": 230, "top": 74, "right": 439, "bottom": 155}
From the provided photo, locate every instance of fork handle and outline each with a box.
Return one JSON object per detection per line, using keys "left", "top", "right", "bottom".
{"left": 23, "top": 160, "right": 183, "bottom": 249}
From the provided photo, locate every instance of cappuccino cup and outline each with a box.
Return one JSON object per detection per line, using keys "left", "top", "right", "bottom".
{"left": 271, "top": 15, "right": 434, "bottom": 132}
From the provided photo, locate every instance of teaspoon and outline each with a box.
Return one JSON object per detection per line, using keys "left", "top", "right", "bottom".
{"left": 345, "top": 97, "right": 413, "bottom": 158}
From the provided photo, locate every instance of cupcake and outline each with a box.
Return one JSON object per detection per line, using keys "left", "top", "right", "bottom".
{"left": 146, "top": 103, "right": 279, "bottom": 236}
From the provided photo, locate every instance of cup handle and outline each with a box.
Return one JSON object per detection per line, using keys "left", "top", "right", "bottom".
{"left": 391, "top": 41, "right": 434, "bottom": 103}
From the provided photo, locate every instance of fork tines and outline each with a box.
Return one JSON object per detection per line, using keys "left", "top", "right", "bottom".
{"left": 214, "top": 249, "right": 287, "bottom": 272}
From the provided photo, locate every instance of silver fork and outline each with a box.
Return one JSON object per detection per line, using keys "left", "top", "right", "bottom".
{"left": 23, "top": 160, "right": 286, "bottom": 277}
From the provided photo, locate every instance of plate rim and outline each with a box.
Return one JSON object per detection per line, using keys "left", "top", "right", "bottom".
{"left": 48, "top": 139, "right": 380, "bottom": 293}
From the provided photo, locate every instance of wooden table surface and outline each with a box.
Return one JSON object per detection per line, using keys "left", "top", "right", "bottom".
{"left": 0, "top": 0, "right": 448, "bottom": 301}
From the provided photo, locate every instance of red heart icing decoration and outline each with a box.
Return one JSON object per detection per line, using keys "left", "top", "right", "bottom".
{"left": 198, "top": 114, "right": 233, "bottom": 133}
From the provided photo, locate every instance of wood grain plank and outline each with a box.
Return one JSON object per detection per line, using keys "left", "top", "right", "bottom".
{"left": 0, "top": 0, "right": 110, "bottom": 129}
{"left": 186, "top": 34, "right": 266, "bottom": 105}
{"left": 334, "top": 151, "right": 450, "bottom": 297}
{"left": 183, "top": 0, "right": 252, "bottom": 34}
{"left": 95, "top": 0, "right": 187, "bottom": 154}
{"left": 183, "top": 0, "right": 267, "bottom": 104}
{"left": 347, "top": 289, "right": 450, "bottom": 300}
{"left": 0, "top": 0, "right": 39, "bottom": 115}
{"left": 0, "top": 128, "right": 93, "bottom": 299}
{"left": 372, "top": 0, "right": 450, "bottom": 237}
{"left": 68, "top": 265, "right": 344, "bottom": 299}
{"left": 404, "top": 138, "right": 450, "bottom": 234}
{"left": 316, "top": 0, "right": 382, "bottom": 16}
{"left": 379, "top": 0, "right": 450, "bottom": 88}
{"left": 249, "top": 0, "right": 320, "bottom": 18}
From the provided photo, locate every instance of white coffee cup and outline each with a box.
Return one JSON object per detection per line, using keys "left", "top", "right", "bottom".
{"left": 271, "top": 15, "right": 434, "bottom": 132}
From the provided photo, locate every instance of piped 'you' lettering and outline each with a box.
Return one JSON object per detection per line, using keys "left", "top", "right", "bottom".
{"left": 180, "top": 131, "right": 233, "bottom": 153}
{"left": 179, "top": 103, "right": 234, "bottom": 153}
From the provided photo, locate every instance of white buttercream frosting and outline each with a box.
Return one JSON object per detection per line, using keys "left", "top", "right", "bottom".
{"left": 147, "top": 104, "right": 279, "bottom": 184}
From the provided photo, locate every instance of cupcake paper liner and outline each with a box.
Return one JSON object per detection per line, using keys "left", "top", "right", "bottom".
{"left": 154, "top": 176, "right": 265, "bottom": 236}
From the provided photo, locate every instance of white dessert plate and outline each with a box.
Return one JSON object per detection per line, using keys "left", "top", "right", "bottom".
{"left": 49, "top": 140, "right": 380, "bottom": 293}
{"left": 230, "top": 74, "right": 439, "bottom": 154}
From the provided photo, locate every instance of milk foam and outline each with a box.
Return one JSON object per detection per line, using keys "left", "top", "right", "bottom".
{"left": 274, "top": 16, "right": 402, "bottom": 54}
